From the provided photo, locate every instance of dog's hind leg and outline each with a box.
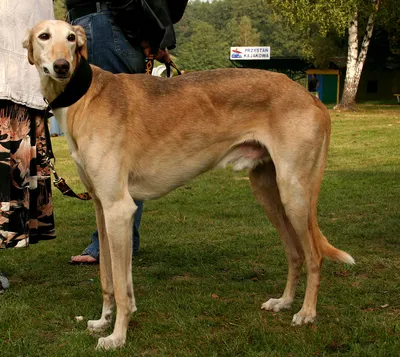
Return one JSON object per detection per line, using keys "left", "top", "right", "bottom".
{"left": 272, "top": 128, "right": 331, "bottom": 325}
{"left": 249, "top": 161, "right": 304, "bottom": 313}
{"left": 96, "top": 191, "right": 137, "bottom": 350}
{"left": 280, "top": 155, "right": 354, "bottom": 325}
{"left": 87, "top": 199, "right": 114, "bottom": 333}
{"left": 277, "top": 162, "right": 324, "bottom": 325}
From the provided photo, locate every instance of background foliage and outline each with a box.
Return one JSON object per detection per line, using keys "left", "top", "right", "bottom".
{"left": 54, "top": 0, "right": 66, "bottom": 20}
{"left": 174, "top": 0, "right": 400, "bottom": 71}
{"left": 174, "top": 0, "right": 307, "bottom": 70}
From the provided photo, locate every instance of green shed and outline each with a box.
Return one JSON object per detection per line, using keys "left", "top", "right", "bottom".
{"left": 306, "top": 69, "right": 340, "bottom": 105}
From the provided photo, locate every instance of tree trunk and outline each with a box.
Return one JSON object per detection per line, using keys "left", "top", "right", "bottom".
{"left": 335, "top": 9, "right": 376, "bottom": 110}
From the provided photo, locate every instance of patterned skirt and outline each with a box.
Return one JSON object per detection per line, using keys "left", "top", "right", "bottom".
{"left": 0, "top": 100, "right": 55, "bottom": 249}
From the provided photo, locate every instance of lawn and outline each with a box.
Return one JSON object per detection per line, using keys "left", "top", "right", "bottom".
{"left": 1, "top": 104, "right": 399, "bottom": 357}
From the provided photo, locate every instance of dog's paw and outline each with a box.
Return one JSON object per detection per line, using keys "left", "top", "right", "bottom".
{"left": 261, "top": 298, "right": 293, "bottom": 312}
{"left": 96, "top": 334, "right": 125, "bottom": 350}
{"left": 291, "top": 311, "right": 316, "bottom": 326}
{"left": 88, "top": 319, "right": 111, "bottom": 333}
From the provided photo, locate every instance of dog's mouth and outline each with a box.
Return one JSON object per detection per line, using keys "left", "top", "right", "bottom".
{"left": 54, "top": 73, "right": 71, "bottom": 80}
{"left": 50, "top": 72, "right": 72, "bottom": 82}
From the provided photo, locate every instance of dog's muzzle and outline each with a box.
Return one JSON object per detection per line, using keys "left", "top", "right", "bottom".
{"left": 53, "top": 59, "right": 70, "bottom": 77}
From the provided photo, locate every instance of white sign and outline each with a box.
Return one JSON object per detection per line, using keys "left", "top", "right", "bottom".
{"left": 230, "top": 47, "right": 270, "bottom": 60}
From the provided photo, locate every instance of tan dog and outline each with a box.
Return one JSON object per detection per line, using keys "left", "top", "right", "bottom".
{"left": 24, "top": 20, "right": 354, "bottom": 349}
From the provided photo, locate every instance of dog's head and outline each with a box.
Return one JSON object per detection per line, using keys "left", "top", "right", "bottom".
{"left": 23, "top": 20, "right": 87, "bottom": 82}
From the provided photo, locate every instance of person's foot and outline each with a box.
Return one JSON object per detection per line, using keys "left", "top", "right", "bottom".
{"left": 15, "top": 238, "right": 29, "bottom": 248}
{"left": 69, "top": 253, "right": 98, "bottom": 265}
{"left": 0, "top": 273, "right": 9, "bottom": 293}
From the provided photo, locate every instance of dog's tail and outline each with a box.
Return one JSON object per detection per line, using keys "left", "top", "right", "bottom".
{"left": 319, "top": 233, "right": 355, "bottom": 264}
{"left": 308, "top": 104, "right": 354, "bottom": 265}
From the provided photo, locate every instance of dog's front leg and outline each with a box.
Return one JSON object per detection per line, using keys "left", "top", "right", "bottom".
{"left": 88, "top": 199, "right": 114, "bottom": 333}
{"left": 96, "top": 194, "right": 137, "bottom": 350}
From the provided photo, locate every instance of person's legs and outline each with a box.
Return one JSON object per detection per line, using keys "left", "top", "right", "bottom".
{"left": 73, "top": 11, "right": 145, "bottom": 74}
{"left": 70, "top": 230, "right": 100, "bottom": 264}
{"left": 0, "top": 101, "right": 56, "bottom": 248}
{"left": 132, "top": 200, "right": 143, "bottom": 254}
{"left": 70, "top": 200, "right": 143, "bottom": 264}
{"left": 50, "top": 116, "right": 63, "bottom": 136}
{"left": 29, "top": 114, "right": 56, "bottom": 244}
{"left": 89, "top": 200, "right": 142, "bottom": 256}
{"left": 69, "top": 10, "right": 144, "bottom": 264}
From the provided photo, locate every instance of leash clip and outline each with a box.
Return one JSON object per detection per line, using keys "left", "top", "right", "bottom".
{"left": 44, "top": 156, "right": 60, "bottom": 182}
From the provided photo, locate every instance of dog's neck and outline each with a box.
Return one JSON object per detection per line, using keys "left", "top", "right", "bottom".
{"left": 41, "top": 56, "right": 93, "bottom": 109}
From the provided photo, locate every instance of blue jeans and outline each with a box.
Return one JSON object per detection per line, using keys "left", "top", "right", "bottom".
{"left": 84, "top": 201, "right": 143, "bottom": 259}
{"left": 71, "top": 10, "right": 145, "bottom": 259}
{"left": 50, "top": 116, "right": 63, "bottom": 136}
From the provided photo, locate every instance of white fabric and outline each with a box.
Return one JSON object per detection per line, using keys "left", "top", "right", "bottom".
{"left": 0, "top": 0, "right": 54, "bottom": 110}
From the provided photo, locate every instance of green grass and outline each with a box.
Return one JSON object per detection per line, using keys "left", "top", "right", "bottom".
{"left": 1, "top": 104, "right": 399, "bottom": 356}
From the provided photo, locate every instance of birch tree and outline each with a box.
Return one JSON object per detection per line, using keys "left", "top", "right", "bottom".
{"left": 268, "top": 0, "right": 397, "bottom": 109}
{"left": 338, "top": 1, "right": 379, "bottom": 109}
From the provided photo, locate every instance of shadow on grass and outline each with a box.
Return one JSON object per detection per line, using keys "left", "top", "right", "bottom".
{"left": 0, "top": 167, "right": 399, "bottom": 356}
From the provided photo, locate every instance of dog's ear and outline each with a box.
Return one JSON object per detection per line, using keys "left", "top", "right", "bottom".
{"left": 22, "top": 30, "right": 35, "bottom": 65}
{"left": 72, "top": 25, "right": 88, "bottom": 59}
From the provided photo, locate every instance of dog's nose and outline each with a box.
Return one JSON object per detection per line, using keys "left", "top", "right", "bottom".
{"left": 53, "top": 59, "right": 70, "bottom": 75}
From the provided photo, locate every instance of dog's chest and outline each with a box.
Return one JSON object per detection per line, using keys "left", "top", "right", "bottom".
{"left": 52, "top": 108, "right": 83, "bottom": 167}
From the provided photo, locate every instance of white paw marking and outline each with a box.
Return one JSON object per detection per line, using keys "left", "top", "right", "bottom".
{"left": 96, "top": 335, "right": 125, "bottom": 350}
{"left": 291, "top": 312, "right": 316, "bottom": 326}
{"left": 87, "top": 319, "right": 110, "bottom": 333}
{"left": 261, "top": 298, "right": 292, "bottom": 312}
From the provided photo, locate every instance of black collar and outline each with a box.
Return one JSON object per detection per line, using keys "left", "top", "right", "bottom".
{"left": 47, "top": 56, "right": 92, "bottom": 110}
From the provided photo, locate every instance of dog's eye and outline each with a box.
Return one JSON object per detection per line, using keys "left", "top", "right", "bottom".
{"left": 38, "top": 33, "right": 50, "bottom": 40}
{"left": 67, "top": 34, "right": 76, "bottom": 42}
